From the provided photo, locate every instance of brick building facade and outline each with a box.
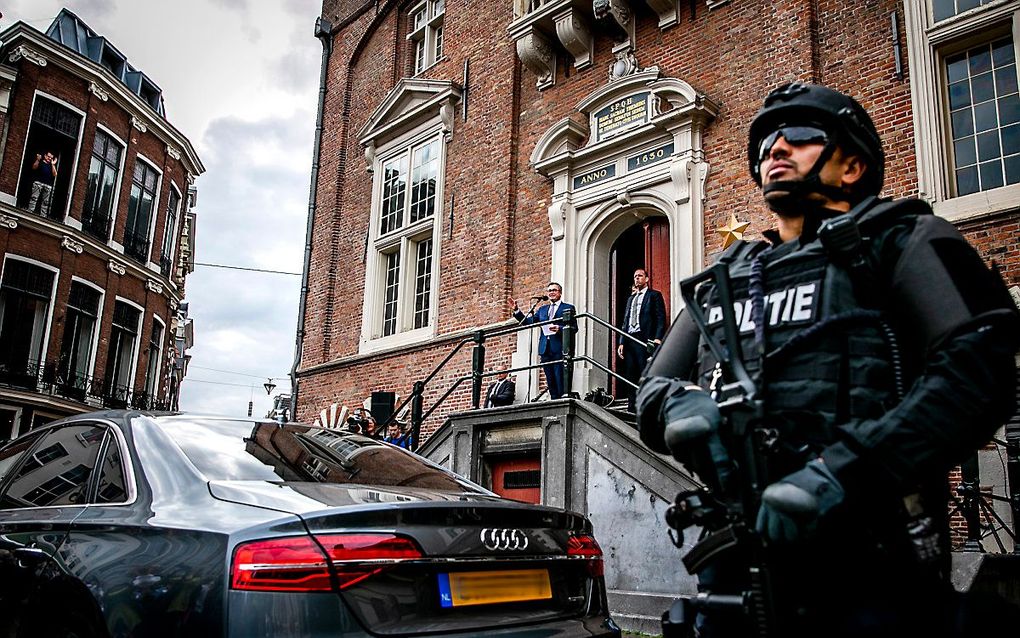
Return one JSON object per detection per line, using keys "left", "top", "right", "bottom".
{"left": 295, "top": 0, "right": 1020, "bottom": 442}
{"left": 0, "top": 10, "right": 203, "bottom": 439}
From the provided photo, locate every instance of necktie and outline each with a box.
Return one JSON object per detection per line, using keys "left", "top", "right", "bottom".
{"left": 629, "top": 292, "right": 641, "bottom": 332}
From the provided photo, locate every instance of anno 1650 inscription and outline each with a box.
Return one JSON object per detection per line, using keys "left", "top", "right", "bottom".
{"left": 593, "top": 92, "right": 649, "bottom": 141}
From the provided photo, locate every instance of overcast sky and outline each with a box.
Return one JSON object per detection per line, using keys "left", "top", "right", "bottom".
{"left": 3, "top": 0, "right": 322, "bottom": 418}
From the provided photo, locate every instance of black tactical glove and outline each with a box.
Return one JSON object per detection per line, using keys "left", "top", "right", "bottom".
{"left": 637, "top": 377, "right": 733, "bottom": 492}
{"left": 756, "top": 459, "right": 845, "bottom": 543}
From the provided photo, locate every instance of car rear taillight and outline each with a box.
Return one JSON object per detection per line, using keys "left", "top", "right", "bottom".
{"left": 231, "top": 534, "right": 423, "bottom": 592}
{"left": 567, "top": 534, "right": 604, "bottom": 577}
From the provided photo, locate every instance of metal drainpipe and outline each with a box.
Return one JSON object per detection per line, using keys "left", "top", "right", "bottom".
{"left": 290, "top": 16, "right": 333, "bottom": 422}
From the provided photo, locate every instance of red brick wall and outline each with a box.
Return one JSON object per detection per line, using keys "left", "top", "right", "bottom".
{"left": 299, "top": 0, "right": 1020, "bottom": 441}
{"left": 0, "top": 52, "right": 196, "bottom": 405}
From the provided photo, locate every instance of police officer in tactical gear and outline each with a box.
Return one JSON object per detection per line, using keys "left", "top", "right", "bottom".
{"left": 637, "top": 82, "right": 1020, "bottom": 637}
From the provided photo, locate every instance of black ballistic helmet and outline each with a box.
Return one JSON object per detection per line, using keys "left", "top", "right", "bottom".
{"left": 748, "top": 82, "right": 885, "bottom": 201}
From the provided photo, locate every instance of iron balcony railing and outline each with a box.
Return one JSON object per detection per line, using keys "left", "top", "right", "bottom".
{"left": 123, "top": 227, "right": 151, "bottom": 263}
{"left": 81, "top": 211, "right": 112, "bottom": 241}
{"left": 0, "top": 359, "right": 171, "bottom": 411}
{"left": 159, "top": 254, "right": 173, "bottom": 278}
{"left": 0, "top": 357, "right": 45, "bottom": 390}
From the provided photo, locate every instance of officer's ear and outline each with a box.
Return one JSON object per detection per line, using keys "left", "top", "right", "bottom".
{"left": 838, "top": 151, "right": 867, "bottom": 190}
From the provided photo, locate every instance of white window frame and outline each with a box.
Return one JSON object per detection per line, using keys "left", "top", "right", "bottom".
{"left": 143, "top": 315, "right": 165, "bottom": 400}
{"left": 109, "top": 296, "right": 144, "bottom": 394}
{"left": 86, "top": 124, "right": 127, "bottom": 244}
{"left": 360, "top": 127, "right": 445, "bottom": 354}
{"left": 408, "top": 0, "right": 445, "bottom": 75}
{"left": 0, "top": 255, "right": 59, "bottom": 373}
{"left": 905, "top": 0, "right": 1020, "bottom": 221}
{"left": 14, "top": 91, "right": 87, "bottom": 223}
{"left": 160, "top": 182, "right": 183, "bottom": 276}
{"left": 0, "top": 403, "right": 24, "bottom": 440}
{"left": 67, "top": 275, "right": 106, "bottom": 379}
{"left": 124, "top": 154, "right": 163, "bottom": 270}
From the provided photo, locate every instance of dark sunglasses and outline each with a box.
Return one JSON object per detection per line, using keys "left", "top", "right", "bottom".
{"left": 757, "top": 126, "right": 830, "bottom": 162}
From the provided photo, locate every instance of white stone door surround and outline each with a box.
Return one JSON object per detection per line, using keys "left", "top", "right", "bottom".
{"left": 514, "top": 68, "right": 719, "bottom": 399}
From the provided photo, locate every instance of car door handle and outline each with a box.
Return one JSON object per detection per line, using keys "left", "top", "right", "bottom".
{"left": 13, "top": 547, "right": 48, "bottom": 566}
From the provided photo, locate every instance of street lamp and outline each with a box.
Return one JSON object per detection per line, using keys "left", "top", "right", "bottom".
{"left": 264, "top": 379, "right": 276, "bottom": 395}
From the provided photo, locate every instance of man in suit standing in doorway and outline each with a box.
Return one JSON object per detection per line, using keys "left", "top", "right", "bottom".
{"left": 617, "top": 268, "right": 666, "bottom": 411}
{"left": 509, "top": 282, "right": 577, "bottom": 399}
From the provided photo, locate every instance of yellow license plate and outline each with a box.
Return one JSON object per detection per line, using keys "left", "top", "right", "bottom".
{"left": 438, "top": 569, "right": 552, "bottom": 608}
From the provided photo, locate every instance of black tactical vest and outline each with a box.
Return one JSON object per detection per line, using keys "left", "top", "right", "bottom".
{"left": 695, "top": 220, "right": 902, "bottom": 476}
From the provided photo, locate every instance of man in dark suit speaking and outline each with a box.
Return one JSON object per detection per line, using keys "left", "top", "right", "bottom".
{"left": 509, "top": 282, "right": 577, "bottom": 399}
{"left": 617, "top": 268, "right": 666, "bottom": 410}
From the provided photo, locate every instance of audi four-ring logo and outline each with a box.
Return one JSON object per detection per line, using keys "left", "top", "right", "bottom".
{"left": 479, "top": 528, "right": 530, "bottom": 551}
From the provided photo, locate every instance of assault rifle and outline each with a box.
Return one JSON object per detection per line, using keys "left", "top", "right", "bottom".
{"left": 660, "top": 262, "right": 782, "bottom": 638}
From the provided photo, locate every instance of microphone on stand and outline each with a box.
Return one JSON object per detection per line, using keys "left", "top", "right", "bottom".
{"left": 531, "top": 295, "right": 549, "bottom": 301}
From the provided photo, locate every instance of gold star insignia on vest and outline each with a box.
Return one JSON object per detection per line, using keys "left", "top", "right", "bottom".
{"left": 717, "top": 215, "right": 750, "bottom": 248}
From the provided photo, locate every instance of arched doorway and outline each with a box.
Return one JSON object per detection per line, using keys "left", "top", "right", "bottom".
{"left": 608, "top": 217, "right": 671, "bottom": 401}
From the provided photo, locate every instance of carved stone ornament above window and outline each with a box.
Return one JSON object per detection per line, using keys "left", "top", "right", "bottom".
{"left": 146, "top": 279, "right": 164, "bottom": 294}
{"left": 61, "top": 235, "right": 85, "bottom": 254}
{"left": 88, "top": 82, "right": 110, "bottom": 101}
{"left": 130, "top": 116, "right": 148, "bottom": 133}
{"left": 0, "top": 213, "right": 17, "bottom": 229}
{"left": 610, "top": 49, "right": 641, "bottom": 81}
{"left": 108, "top": 259, "right": 127, "bottom": 276}
{"left": 166, "top": 145, "right": 181, "bottom": 161}
{"left": 8, "top": 46, "right": 46, "bottom": 67}
{"left": 357, "top": 78, "right": 463, "bottom": 172}
{"left": 531, "top": 68, "right": 719, "bottom": 182}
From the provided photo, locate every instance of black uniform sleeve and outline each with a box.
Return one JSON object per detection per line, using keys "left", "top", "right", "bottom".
{"left": 636, "top": 308, "right": 702, "bottom": 455}
{"left": 821, "top": 215, "right": 1019, "bottom": 493}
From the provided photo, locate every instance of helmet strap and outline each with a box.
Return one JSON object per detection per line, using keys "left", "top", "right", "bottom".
{"left": 761, "top": 140, "right": 850, "bottom": 213}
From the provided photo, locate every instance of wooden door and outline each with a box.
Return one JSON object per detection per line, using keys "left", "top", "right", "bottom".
{"left": 644, "top": 218, "right": 671, "bottom": 320}
{"left": 489, "top": 455, "right": 541, "bottom": 504}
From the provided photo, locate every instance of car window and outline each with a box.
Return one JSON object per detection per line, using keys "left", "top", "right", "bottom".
{"left": 0, "top": 431, "right": 45, "bottom": 486}
{"left": 0, "top": 424, "right": 106, "bottom": 509}
{"left": 156, "top": 419, "right": 485, "bottom": 493}
{"left": 93, "top": 433, "right": 128, "bottom": 504}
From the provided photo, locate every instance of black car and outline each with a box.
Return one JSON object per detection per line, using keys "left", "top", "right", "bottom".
{"left": 0, "top": 412, "right": 620, "bottom": 637}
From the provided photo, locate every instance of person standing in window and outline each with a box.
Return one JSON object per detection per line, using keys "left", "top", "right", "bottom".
{"left": 27, "top": 151, "right": 58, "bottom": 216}
{"left": 616, "top": 268, "right": 666, "bottom": 412}
{"left": 509, "top": 282, "right": 576, "bottom": 400}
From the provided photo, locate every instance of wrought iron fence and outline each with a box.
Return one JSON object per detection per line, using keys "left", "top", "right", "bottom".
{"left": 159, "top": 254, "right": 173, "bottom": 278}
{"left": 81, "top": 211, "right": 111, "bottom": 241}
{"left": 0, "top": 358, "right": 45, "bottom": 390}
{"left": 0, "top": 359, "right": 170, "bottom": 411}
{"left": 123, "top": 227, "right": 151, "bottom": 263}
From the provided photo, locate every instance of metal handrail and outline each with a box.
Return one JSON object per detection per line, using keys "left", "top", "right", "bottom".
{"left": 375, "top": 318, "right": 565, "bottom": 441}
{"left": 385, "top": 308, "right": 657, "bottom": 452}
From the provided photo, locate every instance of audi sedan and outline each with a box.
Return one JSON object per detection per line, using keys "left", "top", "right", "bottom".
{"left": 0, "top": 412, "right": 620, "bottom": 637}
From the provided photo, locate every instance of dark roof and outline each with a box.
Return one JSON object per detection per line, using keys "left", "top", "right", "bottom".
{"left": 44, "top": 8, "right": 166, "bottom": 118}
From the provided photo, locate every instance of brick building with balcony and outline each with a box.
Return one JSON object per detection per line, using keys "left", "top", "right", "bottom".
{"left": 0, "top": 9, "right": 203, "bottom": 439}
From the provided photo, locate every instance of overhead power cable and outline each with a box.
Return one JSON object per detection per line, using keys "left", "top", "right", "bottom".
{"left": 181, "top": 378, "right": 259, "bottom": 389}
{"left": 193, "top": 262, "right": 301, "bottom": 276}
{"left": 190, "top": 365, "right": 287, "bottom": 379}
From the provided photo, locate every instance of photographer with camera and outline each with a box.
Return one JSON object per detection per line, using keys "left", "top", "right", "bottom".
{"left": 637, "top": 82, "right": 1019, "bottom": 637}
